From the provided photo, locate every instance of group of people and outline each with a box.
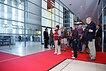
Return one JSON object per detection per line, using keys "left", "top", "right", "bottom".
{"left": 43, "top": 17, "right": 102, "bottom": 60}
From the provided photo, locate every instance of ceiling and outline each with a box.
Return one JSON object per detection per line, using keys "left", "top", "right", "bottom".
{"left": 60, "top": 0, "right": 99, "bottom": 24}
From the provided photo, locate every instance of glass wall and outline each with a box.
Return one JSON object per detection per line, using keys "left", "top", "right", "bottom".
{"left": 41, "top": 0, "right": 64, "bottom": 43}
{"left": 41, "top": 0, "right": 74, "bottom": 43}
{"left": 63, "top": 7, "right": 74, "bottom": 31}
{"left": 0, "top": 0, "right": 42, "bottom": 46}
{"left": 0, "top": 0, "right": 75, "bottom": 46}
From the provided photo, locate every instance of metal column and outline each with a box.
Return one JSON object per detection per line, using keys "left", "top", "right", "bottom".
{"left": 24, "top": 0, "right": 27, "bottom": 47}
{"left": 101, "top": 0, "right": 105, "bottom": 52}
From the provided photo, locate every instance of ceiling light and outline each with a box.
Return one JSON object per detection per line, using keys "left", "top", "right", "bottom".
{"left": 81, "top": 6, "right": 82, "bottom": 7}
{"left": 69, "top": 4, "right": 72, "bottom": 5}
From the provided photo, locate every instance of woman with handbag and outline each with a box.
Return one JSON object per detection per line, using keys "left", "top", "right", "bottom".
{"left": 54, "top": 25, "right": 61, "bottom": 55}
{"left": 50, "top": 29, "right": 54, "bottom": 49}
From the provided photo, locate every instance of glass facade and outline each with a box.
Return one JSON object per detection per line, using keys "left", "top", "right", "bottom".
{"left": 98, "top": 0, "right": 106, "bottom": 52}
{"left": 0, "top": 0, "right": 42, "bottom": 46}
{"left": 63, "top": 7, "right": 74, "bottom": 31}
{"left": 0, "top": 0, "right": 74, "bottom": 46}
{"left": 41, "top": 0, "right": 74, "bottom": 43}
{"left": 41, "top": 0, "right": 64, "bottom": 43}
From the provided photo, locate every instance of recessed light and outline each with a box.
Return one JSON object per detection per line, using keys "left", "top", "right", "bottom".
{"left": 70, "top": 4, "right": 72, "bottom": 5}
{"left": 81, "top": 6, "right": 82, "bottom": 7}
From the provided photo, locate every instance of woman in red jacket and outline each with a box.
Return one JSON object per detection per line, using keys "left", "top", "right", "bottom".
{"left": 54, "top": 25, "right": 61, "bottom": 55}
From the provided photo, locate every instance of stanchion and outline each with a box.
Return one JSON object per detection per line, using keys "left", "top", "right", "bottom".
{"left": 9, "top": 38, "right": 11, "bottom": 50}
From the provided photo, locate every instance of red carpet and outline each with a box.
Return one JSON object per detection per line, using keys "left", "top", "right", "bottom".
{"left": 0, "top": 52, "right": 19, "bottom": 61}
{"left": 0, "top": 49, "right": 106, "bottom": 71}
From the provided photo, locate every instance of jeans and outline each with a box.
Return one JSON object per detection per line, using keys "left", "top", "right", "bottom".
{"left": 72, "top": 40, "right": 78, "bottom": 58}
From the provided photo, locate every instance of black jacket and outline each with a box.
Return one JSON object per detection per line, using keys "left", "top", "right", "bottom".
{"left": 72, "top": 29, "right": 78, "bottom": 42}
{"left": 44, "top": 31, "right": 49, "bottom": 40}
{"left": 61, "top": 29, "right": 68, "bottom": 38}
{"left": 87, "top": 21, "right": 96, "bottom": 41}
{"left": 95, "top": 28, "right": 102, "bottom": 38}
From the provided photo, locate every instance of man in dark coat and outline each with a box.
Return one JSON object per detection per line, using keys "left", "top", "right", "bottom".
{"left": 43, "top": 27, "right": 49, "bottom": 48}
{"left": 86, "top": 17, "right": 96, "bottom": 60}
{"left": 95, "top": 25, "right": 102, "bottom": 52}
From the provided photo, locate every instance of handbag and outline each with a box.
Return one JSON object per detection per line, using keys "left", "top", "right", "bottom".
{"left": 58, "top": 40, "right": 61, "bottom": 45}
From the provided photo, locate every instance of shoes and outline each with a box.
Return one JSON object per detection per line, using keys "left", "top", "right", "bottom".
{"left": 54, "top": 52, "right": 61, "bottom": 55}
{"left": 64, "top": 50, "right": 66, "bottom": 52}
{"left": 86, "top": 52, "right": 89, "bottom": 54}
{"left": 88, "top": 58, "right": 96, "bottom": 61}
{"left": 87, "top": 56, "right": 90, "bottom": 59}
{"left": 72, "top": 56, "right": 75, "bottom": 59}
{"left": 71, "top": 50, "right": 73, "bottom": 53}
{"left": 54, "top": 52, "right": 57, "bottom": 54}
{"left": 80, "top": 52, "right": 84, "bottom": 54}
{"left": 87, "top": 57, "right": 96, "bottom": 61}
{"left": 62, "top": 50, "right": 66, "bottom": 52}
{"left": 57, "top": 52, "right": 61, "bottom": 55}
{"left": 61, "top": 48, "right": 66, "bottom": 52}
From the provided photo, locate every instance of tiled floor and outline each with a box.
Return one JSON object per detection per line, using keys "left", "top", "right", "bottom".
{"left": 0, "top": 42, "right": 50, "bottom": 56}
{"left": 49, "top": 59, "right": 106, "bottom": 71}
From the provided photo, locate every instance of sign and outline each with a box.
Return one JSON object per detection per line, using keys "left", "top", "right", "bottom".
{"left": 47, "top": 0, "right": 55, "bottom": 9}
